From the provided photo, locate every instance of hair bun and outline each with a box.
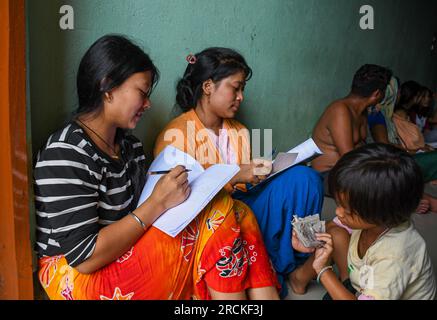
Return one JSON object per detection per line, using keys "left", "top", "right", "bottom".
{"left": 186, "top": 54, "right": 197, "bottom": 64}
{"left": 176, "top": 77, "right": 195, "bottom": 112}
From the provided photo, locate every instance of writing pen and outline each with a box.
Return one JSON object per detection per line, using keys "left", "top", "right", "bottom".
{"left": 271, "top": 148, "right": 277, "bottom": 157}
{"left": 148, "top": 169, "right": 192, "bottom": 175}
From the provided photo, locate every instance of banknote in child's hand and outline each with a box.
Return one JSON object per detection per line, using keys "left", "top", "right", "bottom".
{"left": 292, "top": 214, "right": 326, "bottom": 248}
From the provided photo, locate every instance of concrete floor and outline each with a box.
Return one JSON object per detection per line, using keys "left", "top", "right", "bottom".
{"left": 285, "top": 195, "right": 437, "bottom": 300}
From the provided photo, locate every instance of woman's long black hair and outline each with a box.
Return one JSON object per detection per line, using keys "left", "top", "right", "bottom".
{"left": 75, "top": 34, "right": 160, "bottom": 208}
{"left": 75, "top": 34, "right": 159, "bottom": 116}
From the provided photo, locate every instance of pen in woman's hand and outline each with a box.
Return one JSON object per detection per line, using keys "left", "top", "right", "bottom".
{"left": 148, "top": 169, "right": 192, "bottom": 175}
{"left": 271, "top": 148, "right": 277, "bottom": 158}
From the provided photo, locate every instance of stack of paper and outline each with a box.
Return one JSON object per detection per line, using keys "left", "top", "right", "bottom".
{"left": 136, "top": 145, "right": 240, "bottom": 237}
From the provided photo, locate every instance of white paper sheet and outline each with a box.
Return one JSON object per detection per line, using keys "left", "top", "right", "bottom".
{"left": 248, "top": 138, "right": 323, "bottom": 189}
{"left": 287, "top": 138, "right": 323, "bottom": 164}
{"left": 136, "top": 145, "right": 240, "bottom": 237}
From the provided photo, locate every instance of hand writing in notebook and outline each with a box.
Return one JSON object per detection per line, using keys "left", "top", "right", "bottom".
{"left": 148, "top": 169, "right": 192, "bottom": 175}
{"left": 149, "top": 165, "right": 191, "bottom": 211}
{"left": 229, "top": 159, "right": 272, "bottom": 186}
{"left": 139, "top": 145, "right": 240, "bottom": 237}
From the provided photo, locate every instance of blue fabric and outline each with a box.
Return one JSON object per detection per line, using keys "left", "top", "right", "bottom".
{"left": 232, "top": 165, "right": 324, "bottom": 298}
{"left": 367, "top": 110, "right": 387, "bottom": 129}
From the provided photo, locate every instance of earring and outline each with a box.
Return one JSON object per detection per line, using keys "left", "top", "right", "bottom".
{"left": 105, "top": 92, "right": 113, "bottom": 103}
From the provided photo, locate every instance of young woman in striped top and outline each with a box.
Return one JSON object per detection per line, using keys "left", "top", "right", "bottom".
{"left": 34, "top": 35, "right": 279, "bottom": 300}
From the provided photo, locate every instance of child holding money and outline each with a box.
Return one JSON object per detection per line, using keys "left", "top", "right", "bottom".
{"left": 292, "top": 143, "right": 436, "bottom": 299}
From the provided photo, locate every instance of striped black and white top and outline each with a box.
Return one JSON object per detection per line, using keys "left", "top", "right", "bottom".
{"left": 34, "top": 122, "right": 146, "bottom": 267}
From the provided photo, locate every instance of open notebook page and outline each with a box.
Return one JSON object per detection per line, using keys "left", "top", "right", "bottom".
{"left": 247, "top": 138, "right": 322, "bottom": 189}
{"left": 286, "top": 137, "right": 323, "bottom": 164}
{"left": 137, "top": 145, "right": 239, "bottom": 237}
{"left": 248, "top": 153, "right": 297, "bottom": 189}
{"left": 152, "top": 164, "right": 239, "bottom": 236}
{"left": 136, "top": 145, "right": 204, "bottom": 205}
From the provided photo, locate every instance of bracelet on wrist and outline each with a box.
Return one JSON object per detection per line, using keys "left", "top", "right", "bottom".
{"left": 316, "top": 265, "right": 333, "bottom": 284}
{"left": 129, "top": 212, "right": 147, "bottom": 231}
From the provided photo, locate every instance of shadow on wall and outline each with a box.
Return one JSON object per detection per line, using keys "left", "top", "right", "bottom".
{"left": 26, "top": 0, "right": 70, "bottom": 296}
{"left": 28, "top": 0, "right": 71, "bottom": 157}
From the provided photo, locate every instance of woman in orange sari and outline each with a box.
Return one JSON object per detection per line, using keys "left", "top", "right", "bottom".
{"left": 154, "top": 48, "right": 324, "bottom": 298}
{"left": 34, "top": 35, "right": 279, "bottom": 300}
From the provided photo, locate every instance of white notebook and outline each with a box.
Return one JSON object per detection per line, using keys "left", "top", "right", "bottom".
{"left": 248, "top": 138, "right": 322, "bottom": 189}
{"left": 136, "top": 145, "right": 240, "bottom": 237}
{"left": 286, "top": 137, "right": 323, "bottom": 163}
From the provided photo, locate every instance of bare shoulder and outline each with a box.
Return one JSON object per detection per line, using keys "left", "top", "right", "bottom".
{"left": 327, "top": 100, "right": 351, "bottom": 115}
{"left": 322, "top": 100, "right": 352, "bottom": 124}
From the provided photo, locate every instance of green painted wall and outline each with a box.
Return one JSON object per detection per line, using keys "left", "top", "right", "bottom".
{"left": 28, "top": 0, "right": 437, "bottom": 158}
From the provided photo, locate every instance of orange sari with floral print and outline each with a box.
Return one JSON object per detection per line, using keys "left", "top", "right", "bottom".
{"left": 39, "top": 111, "right": 278, "bottom": 299}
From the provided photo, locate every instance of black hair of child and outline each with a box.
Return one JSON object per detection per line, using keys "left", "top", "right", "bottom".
{"left": 328, "top": 143, "right": 424, "bottom": 228}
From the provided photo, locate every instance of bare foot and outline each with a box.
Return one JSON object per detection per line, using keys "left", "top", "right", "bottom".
{"left": 416, "top": 199, "right": 430, "bottom": 214}
{"left": 423, "top": 193, "right": 437, "bottom": 213}
{"left": 429, "top": 198, "right": 437, "bottom": 213}
{"left": 288, "top": 268, "right": 308, "bottom": 295}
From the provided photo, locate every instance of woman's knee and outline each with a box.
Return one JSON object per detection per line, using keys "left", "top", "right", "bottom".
{"left": 281, "top": 166, "right": 324, "bottom": 201}
{"left": 276, "top": 165, "right": 322, "bottom": 187}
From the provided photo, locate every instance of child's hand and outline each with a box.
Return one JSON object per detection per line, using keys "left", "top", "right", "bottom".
{"left": 312, "top": 233, "right": 333, "bottom": 274}
{"left": 291, "top": 230, "right": 316, "bottom": 253}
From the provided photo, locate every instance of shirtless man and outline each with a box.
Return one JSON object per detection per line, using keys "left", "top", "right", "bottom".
{"left": 311, "top": 64, "right": 392, "bottom": 173}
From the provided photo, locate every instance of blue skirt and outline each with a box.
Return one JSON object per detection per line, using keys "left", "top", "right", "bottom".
{"left": 233, "top": 165, "right": 324, "bottom": 298}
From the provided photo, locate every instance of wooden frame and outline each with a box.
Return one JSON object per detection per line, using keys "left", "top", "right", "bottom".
{"left": 0, "top": 0, "right": 34, "bottom": 299}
